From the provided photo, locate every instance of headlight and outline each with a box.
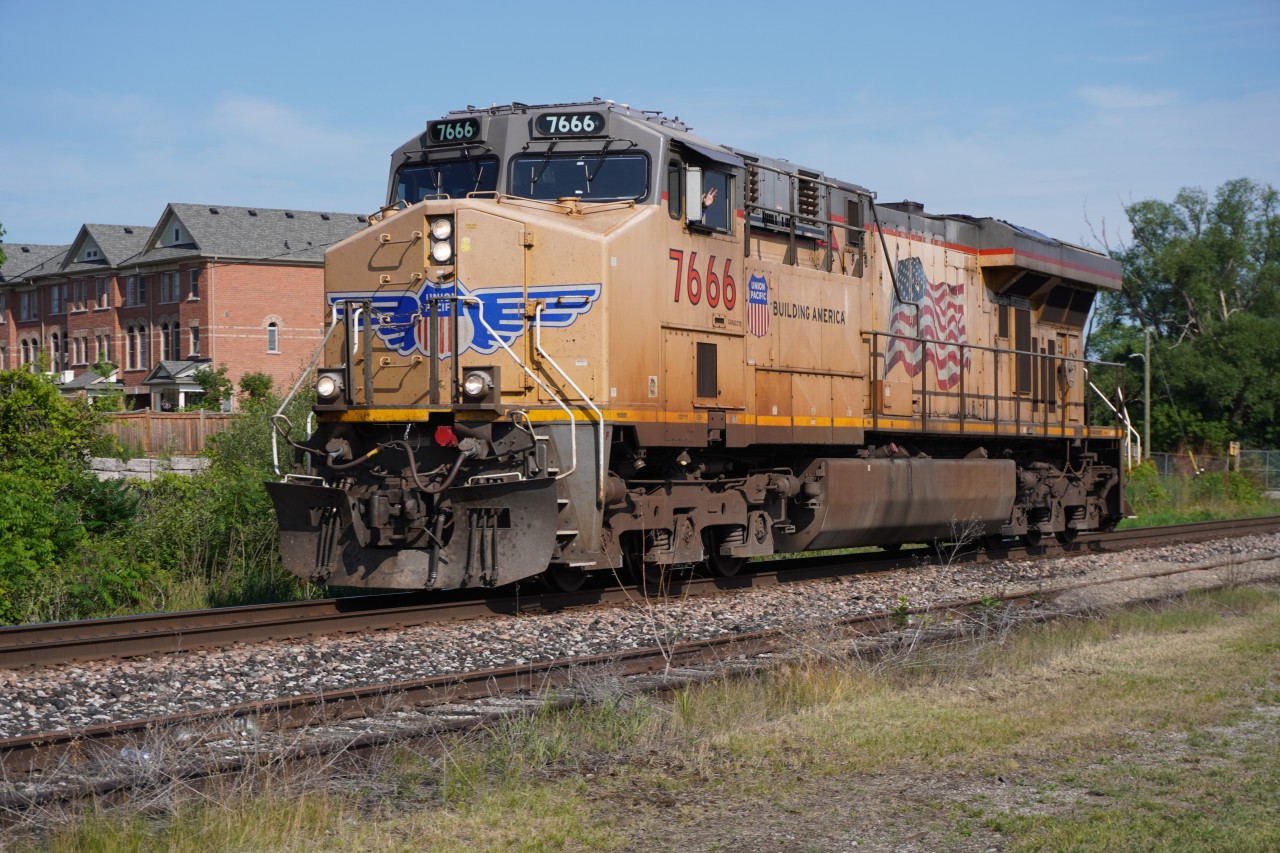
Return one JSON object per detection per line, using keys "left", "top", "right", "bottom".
{"left": 431, "top": 240, "right": 453, "bottom": 263}
{"left": 430, "top": 217, "right": 452, "bottom": 240}
{"left": 462, "top": 370, "right": 492, "bottom": 399}
{"left": 316, "top": 372, "right": 343, "bottom": 401}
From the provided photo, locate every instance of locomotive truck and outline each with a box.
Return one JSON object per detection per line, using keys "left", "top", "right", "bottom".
{"left": 267, "top": 99, "right": 1127, "bottom": 592}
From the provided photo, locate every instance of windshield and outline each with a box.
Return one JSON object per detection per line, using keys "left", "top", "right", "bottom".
{"left": 395, "top": 156, "right": 499, "bottom": 203}
{"left": 510, "top": 152, "right": 648, "bottom": 202}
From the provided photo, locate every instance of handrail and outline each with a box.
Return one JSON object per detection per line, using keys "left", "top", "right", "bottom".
{"left": 1091, "top": 381, "right": 1142, "bottom": 469}
{"left": 458, "top": 295, "right": 577, "bottom": 481}
{"left": 270, "top": 315, "right": 344, "bottom": 477}
{"left": 866, "top": 327, "right": 1123, "bottom": 367}
{"left": 534, "top": 301, "right": 605, "bottom": 505}
{"left": 863, "top": 328, "right": 1116, "bottom": 436}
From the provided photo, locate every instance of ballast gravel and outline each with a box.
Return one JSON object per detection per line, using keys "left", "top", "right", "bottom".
{"left": 2, "top": 532, "right": 1279, "bottom": 740}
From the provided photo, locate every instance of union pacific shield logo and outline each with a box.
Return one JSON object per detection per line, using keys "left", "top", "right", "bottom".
{"left": 747, "top": 274, "right": 769, "bottom": 338}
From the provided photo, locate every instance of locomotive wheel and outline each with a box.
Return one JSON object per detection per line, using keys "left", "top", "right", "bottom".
{"left": 881, "top": 543, "right": 903, "bottom": 553}
{"left": 1055, "top": 527, "right": 1079, "bottom": 545}
{"left": 1022, "top": 528, "right": 1044, "bottom": 547}
{"left": 545, "top": 564, "right": 588, "bottom": 593}
{"left": 707, "top": 550, "right": 747, "bottom": 578}
{"left": 982, "top": 533, "right": 1007, "bottom": 551}
{"left": 624, "top": 549, "right": 667, "bottom": 596}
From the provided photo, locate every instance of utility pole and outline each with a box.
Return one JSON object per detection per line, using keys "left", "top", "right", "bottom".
{"left": 1128, "top": 329, "right": 1152, "bottom": 461}
{"left": 1143, "top": 329, "right": 1151, "bottom": 461}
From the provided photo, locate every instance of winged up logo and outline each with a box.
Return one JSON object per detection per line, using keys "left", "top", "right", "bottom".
{"left": 327, "top": 280, "right": 602, "bottom": 359}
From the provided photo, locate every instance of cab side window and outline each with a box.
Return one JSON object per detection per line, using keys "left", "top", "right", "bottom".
{"left": 667, "top": 160, "right": 682, "bottom": 219}
{"left": 700, "top": 170, "right": 732, "bottom": 233}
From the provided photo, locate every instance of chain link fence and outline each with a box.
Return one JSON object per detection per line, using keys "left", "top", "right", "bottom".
{"left": 1150, "top": 450, "right": 1280, "bottom": 493}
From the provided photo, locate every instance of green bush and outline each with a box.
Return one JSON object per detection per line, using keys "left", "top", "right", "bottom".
{"left": 0, "top": 369, "right": 101, "bottom": 484}
{"left": 1189, "top": 470, "right": 1263, "bottom": 506}
{"left": 238, "top": 371, "right": 275, "bottom": 401}
{"left": 0, "top": 473, "right": 82, "bottom": 623}
{"left": 1125, "top": 461, "right": 1172, "bottom": 515}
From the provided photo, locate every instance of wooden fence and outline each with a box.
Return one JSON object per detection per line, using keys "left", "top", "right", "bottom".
{"left": 107, "top": 411, "right": 236, "bottom": 456}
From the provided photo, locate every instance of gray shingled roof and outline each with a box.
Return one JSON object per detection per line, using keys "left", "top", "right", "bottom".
{"left": 59, "top": 370, "right": 122, "bottom": 390}
{"left": 143, "top": 358, "right": 214, "bottom": 384}
{"left": 61, "top": 224, "right": 151, "bottom": 274}
{"left": 143, "top": 203, "right": 367, "bottom": 265}
{"left": 1, "top": 244, "right": 70, "bottom": 285}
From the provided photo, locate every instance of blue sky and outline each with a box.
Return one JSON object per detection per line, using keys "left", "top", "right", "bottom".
{"left": 3, "top": 0, "right": 1277, "bottom": 250}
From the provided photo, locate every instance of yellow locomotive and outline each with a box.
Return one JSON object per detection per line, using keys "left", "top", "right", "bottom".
{"left": 267, "top": 99, "right": 1127, "bottom": 591}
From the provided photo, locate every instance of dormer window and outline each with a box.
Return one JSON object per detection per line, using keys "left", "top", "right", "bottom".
{"left": 174, "top": 227, "right": 180, "bottom": 242}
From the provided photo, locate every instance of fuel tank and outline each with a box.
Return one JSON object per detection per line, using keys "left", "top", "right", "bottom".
{"left": 778, "top": 457, "right": 1017, "bottom": 551}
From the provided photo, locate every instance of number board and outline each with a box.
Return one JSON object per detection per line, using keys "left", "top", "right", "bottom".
{"left": 532, "top": 111, "right": 606, "bottom": 138}
{"left": 426, "top": 117, "right": 483, "bottom": 144}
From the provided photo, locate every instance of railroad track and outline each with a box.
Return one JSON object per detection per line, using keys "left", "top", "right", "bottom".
{"left": 1, "top": 516, "right": 1276, "bottom": 672}
{"left": 2, "top": 512, "right": 1280, "bottom": 809}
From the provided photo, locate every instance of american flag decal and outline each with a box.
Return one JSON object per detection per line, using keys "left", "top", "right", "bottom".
{"left": 884, "top": 257, "right": 970, "bottom": 390}
{"left": 747, "top": 275, "right": 769, "bottom": 338}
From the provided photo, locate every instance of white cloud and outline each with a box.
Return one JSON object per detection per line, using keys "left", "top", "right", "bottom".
{"left": 1076, "top": 85, "right": 1180, "bottom": 111}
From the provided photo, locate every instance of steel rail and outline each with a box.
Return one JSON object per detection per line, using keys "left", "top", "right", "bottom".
{"left": 3, "top": 544, "right": 1278, "bottom": 798}
{"left": 1, "top": 515, "right": 1276, "bottom": 671}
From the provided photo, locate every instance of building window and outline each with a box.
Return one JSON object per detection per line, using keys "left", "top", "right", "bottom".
{"left": 190, "top": 326, "right": 200, "bottom": 356}
{"left": 19, "top": 291, "right": 38, "bottom": 321}
{"left": 163, "top": 271, "right": 182, "bottom": 303}
{"left": 51, "top": 285, "right": 64, "bottom": 315}
{"left": 126, "top": 275, "right": 151, "bottom": 307}
{"left": 126, "top": 323, "right": 149, "bottom": 370}
{"left": 161, "top": 322, "right": 172, "bottom": 360}
{"left": 0, "top": 292, "right": 6, "bottom": 322}
{"left": 96, "top": 278, "right": 109, "bottom": 309}
{"left": 266, "top": 322, "right": 280, "bottom": 354}
{"left": 50, "top": 333, "right": 62, "bottom": 371}
{"left": 188, "top": 269, "right": 200, "bottom": 300}
{"left": 171, "top": 323, "right": 181, "bottom": 360}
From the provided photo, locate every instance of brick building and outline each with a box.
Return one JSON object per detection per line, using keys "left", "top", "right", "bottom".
{"left": 0, "top": 204, "right": 365, "bottom": 409}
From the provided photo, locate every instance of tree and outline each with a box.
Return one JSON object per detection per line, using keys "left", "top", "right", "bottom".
{"left": 192, "top": 363, "right": 233, "bottom": 411}
{"left": 238, "top": 371, "right": 274, "bottom": 401}
{"left": 1090, "top": 179, "right": 1280, "bottom": 451}
{"left": 0, "top": 368, "right": 102, "bottom": 484}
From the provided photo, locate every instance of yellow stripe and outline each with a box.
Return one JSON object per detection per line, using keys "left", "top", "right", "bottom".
{"left": 321, "top": 406, "right": 1125, "bottom": 441}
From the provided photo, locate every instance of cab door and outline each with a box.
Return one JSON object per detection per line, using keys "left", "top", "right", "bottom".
{"left": 662, "top": 328, "right": 745, "bottom": 444}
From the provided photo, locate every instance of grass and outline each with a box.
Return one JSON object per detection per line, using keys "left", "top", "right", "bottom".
{"left": 10, "top": 583, "right": 1279, "bottom": 851}
{"left": 1120, "top": 464, "right": 1280, "bottom": 528}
